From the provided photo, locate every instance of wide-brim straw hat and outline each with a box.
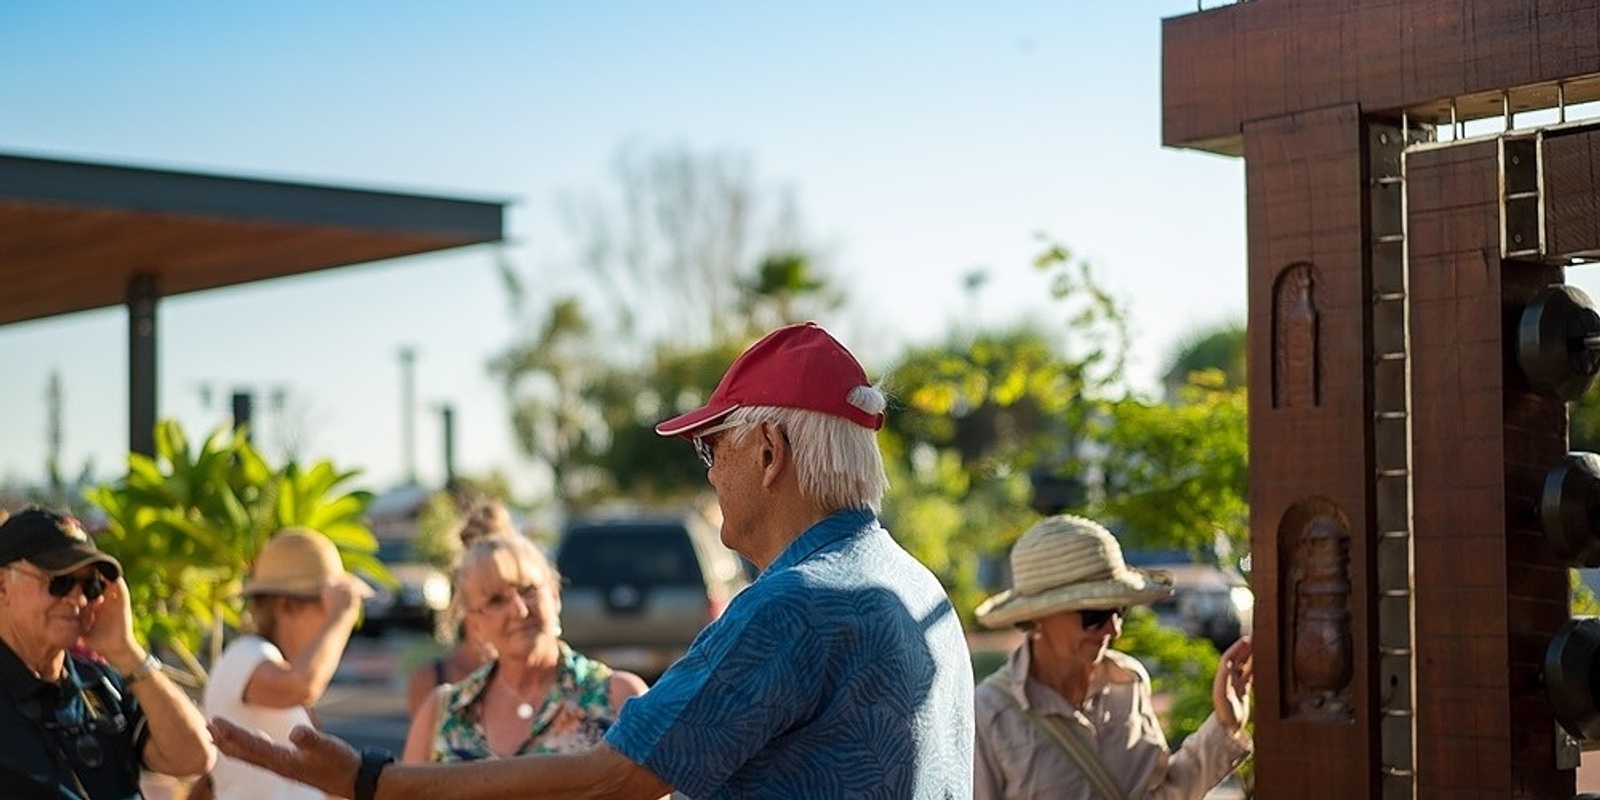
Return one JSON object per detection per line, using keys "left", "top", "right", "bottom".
{"left": 242, "top": 527, "right": 344, "bottom": 598}
{"left": 976, "top": 514, "right": 1173, "bottom": 629}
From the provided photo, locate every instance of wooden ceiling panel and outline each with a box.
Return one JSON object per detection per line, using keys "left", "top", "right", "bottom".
{"left": 0, "top": 155, "right": 505, "bottom": 326}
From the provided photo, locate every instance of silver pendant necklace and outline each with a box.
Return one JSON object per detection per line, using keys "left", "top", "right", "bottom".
{"left": 516, "top": 702, "right": 534, "bottom": 720}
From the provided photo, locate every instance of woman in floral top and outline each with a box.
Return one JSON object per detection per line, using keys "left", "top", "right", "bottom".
{"left": 401, "top": 534, "right": 648, "bottom": 762}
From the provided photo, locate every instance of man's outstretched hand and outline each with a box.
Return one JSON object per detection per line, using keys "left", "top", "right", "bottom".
{"left": 209, "top": 717, "right": 362, "bottom": 798}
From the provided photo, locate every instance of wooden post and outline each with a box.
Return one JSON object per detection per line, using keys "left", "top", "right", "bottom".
{"left": 1162, "top": 2, "right": 1600, "bottom": 796}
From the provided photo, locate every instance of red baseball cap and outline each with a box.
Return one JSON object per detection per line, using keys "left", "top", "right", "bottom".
{"left": 655, "top": 322, "right": 885, "bottom": 436}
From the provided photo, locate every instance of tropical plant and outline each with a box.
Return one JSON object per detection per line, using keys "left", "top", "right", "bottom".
{"left": 1161, "top": 319, "right": 1246, "bottom": 398}
{"left": 84, "top": 419, "right": 386, "bottom": 681}
{"left": 1085, "top": 371, "right": 1250, "bottom": 558}
{"left": 1571, "top": 385, "right": 1600, "bottom": 453}
{"left": 881, "top": 324, "right": 1094, "bottom": 621}
{"left": 879, "top": 237, "right": 1134, "bottom": 623}
{"left": 492, "top": 143, "right": 844, "bottom": 510}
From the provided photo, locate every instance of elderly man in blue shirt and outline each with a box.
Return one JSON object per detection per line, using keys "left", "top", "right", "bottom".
{"left": 212, "top": 321, "right": 975, "bottom": 800}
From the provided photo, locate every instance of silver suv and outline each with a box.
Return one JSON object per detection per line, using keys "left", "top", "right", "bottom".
{"left": 1126, "top": 550, "right": 1253, "bottom": 651}
{"left": 360, "top": 537, "right": 452, "bottom": 638}
{"left": 556, "top": 512, "right": 749, "bottom": 681}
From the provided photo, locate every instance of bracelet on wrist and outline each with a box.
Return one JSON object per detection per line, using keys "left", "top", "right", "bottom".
{"left": 122, "top": 652, "right": 162, "bottom": 685}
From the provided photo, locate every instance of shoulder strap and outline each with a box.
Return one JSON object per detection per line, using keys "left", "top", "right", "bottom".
{"left": 981, "top": 672, "right": 1131, "bottom": 800}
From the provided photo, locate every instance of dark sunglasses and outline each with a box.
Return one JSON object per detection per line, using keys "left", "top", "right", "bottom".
{"left": 45, "top": 717, "right": 106, "bottom": 768}
{"left": 13, "top": 565, "right": 106, "bottom": 601}
{"left": 1078, "top": 606, "right": 1128, "bottom": 630}
{"left": 20, "top": 672, "right": 117, "bottom": 770}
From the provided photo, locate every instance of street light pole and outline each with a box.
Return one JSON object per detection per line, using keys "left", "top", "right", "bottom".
{"left": 440, "top": 403, "right": 456, "bottom": 492}
{"left": 399, "top": 346, "right": 418, "bottom": 486}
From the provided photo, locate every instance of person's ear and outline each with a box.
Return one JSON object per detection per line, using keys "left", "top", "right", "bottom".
{"left": 759, "top": 421, "right": 788, "bottom": 486}
{"left": 764, "top": 422, "right": 784, "bottom": 460}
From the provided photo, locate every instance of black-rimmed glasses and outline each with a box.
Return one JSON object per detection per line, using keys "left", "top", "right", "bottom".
{"left": 11, "top": 565, "right": 106, "bottom": 602}
{"left": 1078, "top": 606, "right": 1128, "bottom": 630}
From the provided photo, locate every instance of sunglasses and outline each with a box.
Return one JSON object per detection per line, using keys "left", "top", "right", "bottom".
{"left": 20, "top": 672, "right": 119, "bottom": 772}
{"left": 12, "top": 565, "right": 107, "bottom": 601}
{"left": 692, "top": 419, "right": 746, "bottom": 469}
{"left": 44, "top": 715, "right": 106, "bottom": 769}
{"left": 1078, "top": 606, "right": 1128, "bottom": 630}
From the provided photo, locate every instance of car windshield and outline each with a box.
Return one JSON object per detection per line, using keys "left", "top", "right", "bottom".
{"left": 558, "top": 525, "right": 704, "bottom": 587}
{"left": 375, "top": 539, "right": 418, "bottom": 563}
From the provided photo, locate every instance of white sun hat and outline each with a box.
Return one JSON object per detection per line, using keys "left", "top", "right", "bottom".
{"left": 975, "top": 514, "right": 1174, "bottom": 629}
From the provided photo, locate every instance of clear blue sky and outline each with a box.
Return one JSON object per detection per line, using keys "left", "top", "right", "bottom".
{"left": 1, "top": 2, "right": 1255, "bottom": 498}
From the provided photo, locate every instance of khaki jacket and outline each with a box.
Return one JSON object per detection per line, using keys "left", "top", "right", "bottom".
{"left": 974, "top": 644, "right": 1249, "bottom": 800}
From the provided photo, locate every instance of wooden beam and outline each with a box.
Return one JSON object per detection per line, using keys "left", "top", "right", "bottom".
{"left": 1163, "top": 0, "right": 1600, "bottom": 154}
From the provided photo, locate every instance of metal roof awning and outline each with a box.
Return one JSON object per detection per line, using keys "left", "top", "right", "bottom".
{"left": 0, "top": 152, "right": 508, "bottom": 455}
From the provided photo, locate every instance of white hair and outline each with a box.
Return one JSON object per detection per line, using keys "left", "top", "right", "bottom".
{"left": 726, "top": 400, "right": 889, "bottom": 513}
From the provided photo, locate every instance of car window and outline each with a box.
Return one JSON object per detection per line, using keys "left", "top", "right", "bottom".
{"left": 375, "top": 539, "right": 417, "bottom": 563}
{"left": 558, "top": 525, "right": 705, "bottom": 588}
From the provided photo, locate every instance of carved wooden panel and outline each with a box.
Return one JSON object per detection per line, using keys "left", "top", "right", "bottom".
{"left": 1272, "top": 263, "right": 1321, "bottom": 409}
{"left": 1279, "top": 498, "right": 1353, "bottom": 720}
{"left": 1244, "top": 105, "right": 1374, "bottom": 799}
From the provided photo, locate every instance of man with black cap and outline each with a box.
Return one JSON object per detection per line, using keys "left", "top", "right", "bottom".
{"left": 211, "top": 321, "right": 974, "bottom": 799}
{"left": 0, "top": 507, "right": 215, "bottom": 798}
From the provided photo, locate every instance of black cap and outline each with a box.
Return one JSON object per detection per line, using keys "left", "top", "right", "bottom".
{"left": 0, "top": 508, "right": 121, "bottom": 580}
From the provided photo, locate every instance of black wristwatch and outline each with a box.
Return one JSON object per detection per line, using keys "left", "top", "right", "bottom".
{"left": 355, "top": 747, "right": 396, "bottom": 800}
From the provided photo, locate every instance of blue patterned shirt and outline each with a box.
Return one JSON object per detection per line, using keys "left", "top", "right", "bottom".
{"left": 605, "top": 508, "right": 974, "bottom": 799}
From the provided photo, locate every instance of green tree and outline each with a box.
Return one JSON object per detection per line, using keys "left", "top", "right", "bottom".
{"left": 84, "top": 420, "right": 386, "bottom": 681}
{"left": 1571, "top": 386, "right": 1600, "bottom": 452}
{"left": 491, "top": 296, "right": 608, "bottom": 503}
{"left": 555, "top": 143, "right": 816, "bottom": 349}
{"left": 880, "top": 237, "right": 1133, "bottom": 621}
{"left": 737, "top": 251, "right": 843, "bottom": 331}
{"left": 581, "top": 339, "right": 751, "bottom": 503}
{"left": 1086, "top": 371, "right": 1250, "bottom": 558}
{"left": 494, "top": 144, "right": 842, "bottom": 509}
{"left": 411, "top": 473, "right": 523, "bottom": 570}
{"left": 1161, "top": 319, "right": 1246, "bottom": 398}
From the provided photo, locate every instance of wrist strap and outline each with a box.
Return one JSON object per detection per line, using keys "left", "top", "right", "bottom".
{"left": 356, "top": 747, "right": 396, "bottom": 800}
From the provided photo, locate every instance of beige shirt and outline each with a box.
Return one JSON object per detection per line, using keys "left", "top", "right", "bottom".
{"left": 974, "top": 644, "right": 1250, "bottom": 800}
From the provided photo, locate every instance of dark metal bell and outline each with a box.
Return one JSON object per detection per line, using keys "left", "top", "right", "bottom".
{"left": 1517, "top": 284, "right": 1600, "bottom": 401}
{"left": 1545, "top": 617, "right": 1600, "bottom": 740}
{"left": 1539, "top": 452, "right": 1600, "bottom": 568}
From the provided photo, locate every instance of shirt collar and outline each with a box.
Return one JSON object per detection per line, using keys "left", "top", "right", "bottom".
{"left": 761, "top": 508, "right": 877, "bottom": 578}
{"left": 1001, "top": 640, "right": 1037, "bottom": 710}
{"left": 0, "top": 637, "right": 55, "bottom": 704}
